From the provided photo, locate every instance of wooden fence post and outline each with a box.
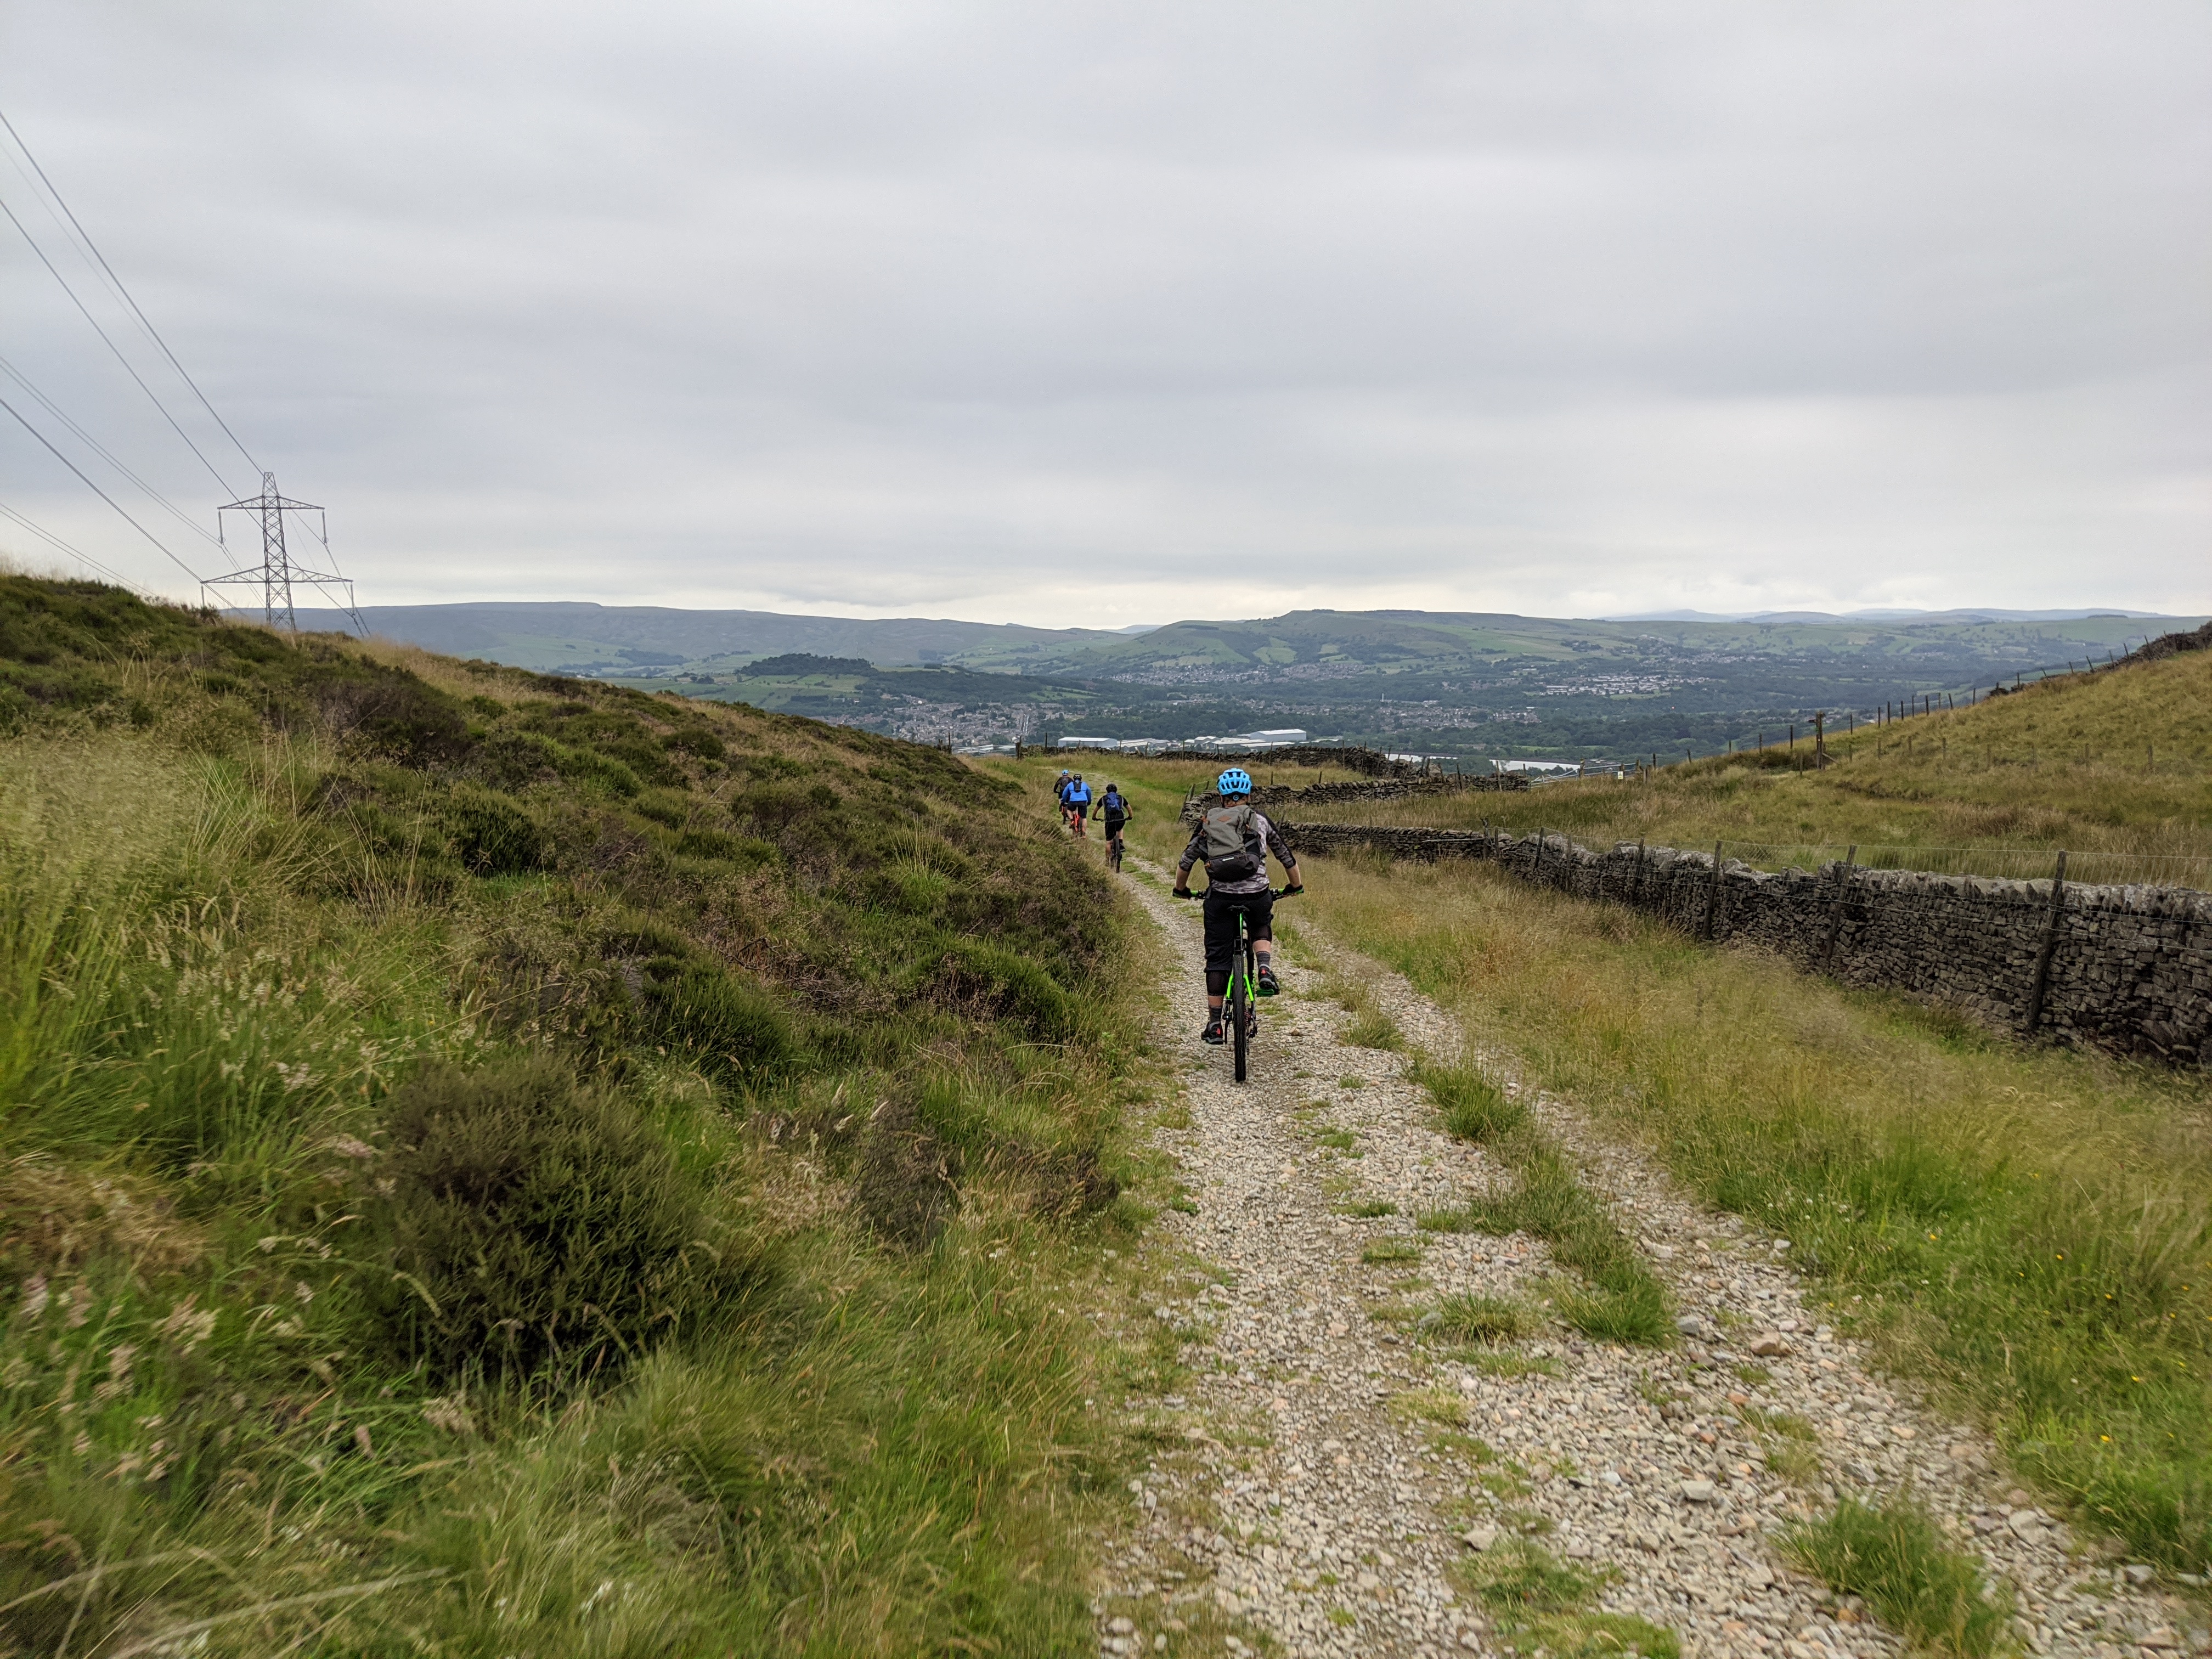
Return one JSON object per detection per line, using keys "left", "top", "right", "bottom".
{"left": 2022, "top": 850, "right": 2069, "bottom": 1036}
{"left": 1822, "top": 844, "right": 1858, "bottom": 972}
{"left": 1703, "top": 839, "right": 1724, "bottom": 939}
{"left": 1635, "top": 837, "right": 1645, "bottom": 904}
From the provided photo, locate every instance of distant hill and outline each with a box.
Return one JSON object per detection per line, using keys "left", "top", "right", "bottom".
{"left": 269, "top": 601, "right": 1116, "bottom": 673}
{"left": 1613, "top": 607, "right": 2174, "bottom": 624}
{"left": 254, "top": 600, "right": 2207, "bottom": 762}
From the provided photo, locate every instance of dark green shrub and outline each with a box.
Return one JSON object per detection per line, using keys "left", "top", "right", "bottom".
{"left": 370, "top": 1058, "right": 750, "bottom": 1383}
{"left": 631, "top": 789, "right": 687, "bottom": 828}
{"left": 934, "top": 939, "right": 1077, "bottom": 1040}
{"left": 649, "top": 964, "right": 800, "bottom": 1083}
{"left": 443, "top": 787, "right": 545, "bottom": 876}
{"left": 854, "top": 1097, "right": 963, "bottom": 1250}
{"left": 307, "top": 662, "right": 472, "bottom": 764}
{"left": 663, "top": 724, "right": 725, "bottom": 761}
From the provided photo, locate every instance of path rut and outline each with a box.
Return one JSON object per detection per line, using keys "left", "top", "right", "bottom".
{"left": 1092, "top": 861, "right": 2194, "bottom": 1659}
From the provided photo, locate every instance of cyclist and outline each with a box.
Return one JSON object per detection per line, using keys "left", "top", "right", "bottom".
{"left": 1053, "top": 769, "right": 1076, "bottom": 828}
{"left": 1092, "top": 782, "right": 1132, "bottom": 864}
{"left": 1172, "top": 768, "right": 1302, "bottom": 1045}
{"left": 1063, "top": 772, "right": 1092, "bottom": 837}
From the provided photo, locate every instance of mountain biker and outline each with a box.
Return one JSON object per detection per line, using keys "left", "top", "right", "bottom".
{"left": 1172, "top": 768, "right": 1302, "bottom": 1046}
{"left": 1054, "top": 769, "right": 1074, "bottom": 820}
{"left": 1063, "top": 772, "right": 1092, "bottom": 837}
{"left": 1091, "top": 782, "right": 1131, "bottom": 840}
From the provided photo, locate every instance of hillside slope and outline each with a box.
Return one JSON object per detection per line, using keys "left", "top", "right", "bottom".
{"left": 1285, "top": 647, "right": 2212, "bottom": 883}
{"left": 0, "top": 577, "right": 1150, "bottom": 1656}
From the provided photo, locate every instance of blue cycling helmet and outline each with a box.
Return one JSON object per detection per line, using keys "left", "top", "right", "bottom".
{"left": 1216, "top": 768, "right": 1253, "bottom": 796}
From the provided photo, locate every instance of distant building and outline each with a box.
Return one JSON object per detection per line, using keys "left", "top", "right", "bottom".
{"left": 1238, "top": 728, "right": 1308, "bottom": 744}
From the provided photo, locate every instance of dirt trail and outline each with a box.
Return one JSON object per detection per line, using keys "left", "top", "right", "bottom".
{"left": 1093, "top": 861, "right": 2190, "bottom": 1659}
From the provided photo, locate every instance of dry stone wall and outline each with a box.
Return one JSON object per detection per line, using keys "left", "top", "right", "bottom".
{"left": 1280, "top": 822, "right": 2212, "bottom": 1066}
{"left": 1182, "top": 771, "right": 1528, "bottom": 819}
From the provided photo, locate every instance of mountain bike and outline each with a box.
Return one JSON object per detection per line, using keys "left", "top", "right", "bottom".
{"left": 1102, "top": 821, "right": 1126, "bottom": 872}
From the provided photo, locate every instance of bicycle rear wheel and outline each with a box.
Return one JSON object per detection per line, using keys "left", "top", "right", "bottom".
{"left": 1231, "top": 931, "right": 1251, "bottom": 1084}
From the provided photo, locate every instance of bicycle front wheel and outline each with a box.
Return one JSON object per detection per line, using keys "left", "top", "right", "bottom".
{"left": 1231, "top": 934, "right": 1251, "bottom": 1083}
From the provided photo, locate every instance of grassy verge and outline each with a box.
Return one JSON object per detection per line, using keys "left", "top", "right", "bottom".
{"left": 0, "top": 579, "right": 1165, "bottom": 1655}
{"left": 1271, "top": 846, "right": 2212, "bottom": 1573}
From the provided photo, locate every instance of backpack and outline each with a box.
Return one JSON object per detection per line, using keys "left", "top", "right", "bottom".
{"left": 1199, "top": 803, "right": 1264, "bottom": 883}
{"left": 1101, "top": 789, "right": 1126, "bottom": 816}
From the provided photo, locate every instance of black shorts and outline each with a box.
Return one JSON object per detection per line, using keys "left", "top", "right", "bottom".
{"left": 1101, "top": 816, "right": 1126, "bottom": 836}
{"left": 1202, "top": 887, "right": 1274, "bottom": 975}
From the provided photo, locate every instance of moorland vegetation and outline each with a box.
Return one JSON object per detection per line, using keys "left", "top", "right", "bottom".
{"left": 0, "top": 574, "right": 1160, "bottom": 1655}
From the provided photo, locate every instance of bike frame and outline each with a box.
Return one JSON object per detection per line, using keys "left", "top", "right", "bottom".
{"left": 1227, "top": 908, "right": 1256, "bottom": 1082}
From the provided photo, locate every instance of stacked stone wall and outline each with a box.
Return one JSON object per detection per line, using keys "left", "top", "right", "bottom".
{"left": 1025, "top": 742, "right": 1412, "bottom": 776}
{"left": 1280, "top": 822, "right": 2211, "bottom": 1065}
{"left": 1182, "top": 772, "right": 1528, "bottom": 820}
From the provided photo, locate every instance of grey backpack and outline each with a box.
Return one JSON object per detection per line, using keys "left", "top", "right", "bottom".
{"left": 1200, "top": 803, "right": 1264, "bottom": 883}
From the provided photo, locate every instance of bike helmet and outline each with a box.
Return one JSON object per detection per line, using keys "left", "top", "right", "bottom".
{"left": 1216, "top": 768, "right": 1253, "bottom": 795}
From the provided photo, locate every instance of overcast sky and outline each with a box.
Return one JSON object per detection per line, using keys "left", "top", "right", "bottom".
{"left": 2, "top": 2, "right": 2206, "bottom": 627}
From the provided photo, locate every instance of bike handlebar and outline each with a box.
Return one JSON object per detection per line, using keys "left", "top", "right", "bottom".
{"left": 1171, "top": 886, "right": 1304, "bottom": 900}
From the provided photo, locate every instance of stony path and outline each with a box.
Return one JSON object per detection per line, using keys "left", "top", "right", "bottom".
{"left": 1092, "top": 862, "right": 2198, "bottom": 1659}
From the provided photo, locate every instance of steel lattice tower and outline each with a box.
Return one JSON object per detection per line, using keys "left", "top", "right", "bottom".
{"left": 204, "top": 472, "right": 365, "bottom": 634}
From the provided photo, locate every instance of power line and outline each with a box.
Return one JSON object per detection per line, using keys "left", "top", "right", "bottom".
{"left": 0, "top": 497, "right": 149, "bottom": 594}
{"left": 0, "top": 104, "right": 261, "bottom": 480}
{"left": 0, "top": 189, "right": 240, "bottom": 495}
{"left": 0, "top": 391, "right": 204, "bottom": 586}
{"left": 0, "top": 352, "right": 225, "bottom": 549}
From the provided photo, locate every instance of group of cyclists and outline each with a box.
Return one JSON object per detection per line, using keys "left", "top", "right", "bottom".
{"left": 1053, "top": 771, "right": 1133, "bottom": 864}
{"left": 1054, "top": 765, "right": 1303, "bottom": 1048}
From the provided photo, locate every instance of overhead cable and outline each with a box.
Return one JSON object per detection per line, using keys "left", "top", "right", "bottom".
{"left": 0, "top": 497, "right": 148, "bottom": 594}
{"left": 0, "top": 352, "right": 225, "bottom": 549}
{"left": 0, "top": 190, "right": 239, "bottom": 496}
{"left": 0, "top": 106, "right": 262, "bottom": 480}
{"left": 0, "top": 392, "right": 204, "bottom": 585}
{"left": 0, "top": 105, "right": 263, "bottom": 481}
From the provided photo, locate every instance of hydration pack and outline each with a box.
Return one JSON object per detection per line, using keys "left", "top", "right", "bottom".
{"left": 1199, "top": 803, "right": 1264, "bottom": 883}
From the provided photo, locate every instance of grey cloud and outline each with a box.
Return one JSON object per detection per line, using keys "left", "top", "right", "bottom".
{"left": 1, "top": 0, "right": 2205, "bottom": 622}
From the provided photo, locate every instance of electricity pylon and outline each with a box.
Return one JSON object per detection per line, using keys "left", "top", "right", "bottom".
{"left": 203, "top": 471, "right": 364, "bottom": 634}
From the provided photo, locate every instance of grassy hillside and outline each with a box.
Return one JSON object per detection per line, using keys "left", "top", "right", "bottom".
{"left": 1280, "top": 647, "right": 2212, "bottom": 886}
{"left": 0, "top": 577, "right": 1159, "bottom": 1656}
{"left": 1007, "top": 753, "right": 2212, "bottom": 1576}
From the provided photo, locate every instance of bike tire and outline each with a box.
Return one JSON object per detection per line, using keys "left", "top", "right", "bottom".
{"left": 1231, "top": 925, "right": 1252, "bottom": 1083}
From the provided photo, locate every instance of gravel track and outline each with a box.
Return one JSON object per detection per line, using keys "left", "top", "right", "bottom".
{"left": 1093, "top": 861, "right": 2196, "bottom": 1659}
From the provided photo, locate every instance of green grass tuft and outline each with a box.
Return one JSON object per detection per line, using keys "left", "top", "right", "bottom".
{"left": 1429, "top": 1293, "right": 1536, "bottom": 1344}
{"left": 1361, "top": 1238, "right": 1424, "bottom": 1265}
{"left": 1785, "top": 1497, "right": 2013, "bottom": 1658}
{"left": 1415, "top": 1057, "right": 1528, "bottom": 1142}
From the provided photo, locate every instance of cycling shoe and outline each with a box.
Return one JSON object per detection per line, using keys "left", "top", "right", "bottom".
{"left": 1256, "top": 964, "right": 1281, "bottom": 997}
{"left": 1201, "top": 1017, "right": 1226, "bottom": 1046}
